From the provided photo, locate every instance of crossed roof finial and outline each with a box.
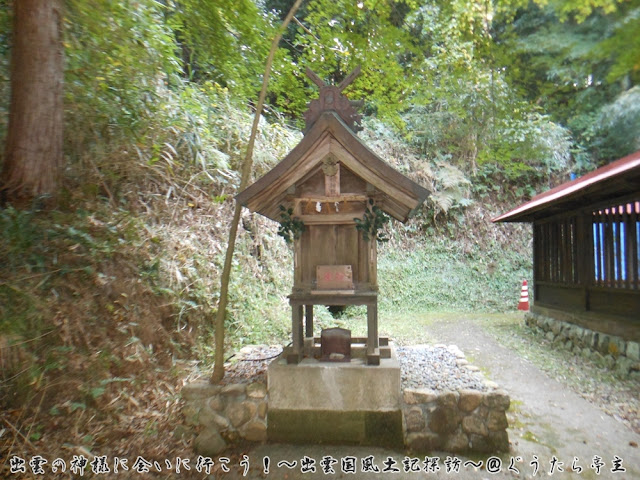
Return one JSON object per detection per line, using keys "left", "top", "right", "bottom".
{"left": 303, "top": 66, "right": 364, "bottom": 133}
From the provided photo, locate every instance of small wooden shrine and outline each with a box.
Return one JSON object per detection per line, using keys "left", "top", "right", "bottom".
{"left": 237, "top": 67, "right": 429, "bottom": 365}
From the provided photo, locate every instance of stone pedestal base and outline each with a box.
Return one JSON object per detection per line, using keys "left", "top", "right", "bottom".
{"left": 267, "top": 346, "right": 402, "bottom": 447}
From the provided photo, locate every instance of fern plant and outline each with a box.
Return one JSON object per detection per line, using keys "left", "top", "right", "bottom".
{"left": 430, "top": 161, "right": 472, "bottom": 219}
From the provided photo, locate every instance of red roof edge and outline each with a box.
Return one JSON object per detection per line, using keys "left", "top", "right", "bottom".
{"left": 492, "top": 149, "right": 640, "bottom": 223}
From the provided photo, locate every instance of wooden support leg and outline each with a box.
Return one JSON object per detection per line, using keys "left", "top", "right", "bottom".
{"left": 366, "top": 302, "right": 380, "bottom": 365}
{"left": 305, "top": 304, "right": 314, "bottom": 338}
{"left": 303, "top": 304, "right": 314, "bottom": 357}
{"left": 288, "top": 304, "right": 303, "bottom": 364}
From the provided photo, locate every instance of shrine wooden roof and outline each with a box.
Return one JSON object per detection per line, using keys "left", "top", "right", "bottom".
{"left": 493, "top": 149, "right": 640, "bottom": 223}
{"left": 236, "top": 111, "right": 430, "bottom": 223}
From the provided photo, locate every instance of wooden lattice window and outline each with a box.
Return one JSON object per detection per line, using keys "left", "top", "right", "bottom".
{"left": 592, "top": 201, "right": 640, "bottom": 290}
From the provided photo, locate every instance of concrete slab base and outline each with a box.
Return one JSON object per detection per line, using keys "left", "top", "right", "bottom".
{"left": 267, "top": 346, "right": 402, "bottom": 447}
{"left": 268, "top": 409, "right": 403, "bottom": 447}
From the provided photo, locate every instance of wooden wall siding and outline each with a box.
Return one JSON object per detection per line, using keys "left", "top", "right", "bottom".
{"left": 295, "top": 164, "right": 369, "bottom": 199}
{"left": 536, "top": 283, "right": 584, "bottom": 309}
{"left": 340, "top": 165, "right": 367, "bottom": 194}
{"left": 626, "top": 202, "right": 640, "bottom": 290}
{"left": 535, "top": 200, "right": 639, "bottom": 291}
{"left": 590, "top": 289, "right": 640, "bottom": 317}
{"left": 296, "top": 225, "right": 368, "bottom": 292}
{"left": 298, "top": 199, "right": 366, "bottom": 216}
{"left": 534, "top": 217, "right": 578, "bottom": 285}
{"left": 297, "top": 169, "right": 326, "bottom": 197}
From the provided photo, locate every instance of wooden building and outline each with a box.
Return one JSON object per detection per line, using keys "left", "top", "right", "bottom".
{"left": 237, "top": 69, "right": 429, "bottom": 364}
{"left": 494, "top": 150, "right": 640, "bottom": 341}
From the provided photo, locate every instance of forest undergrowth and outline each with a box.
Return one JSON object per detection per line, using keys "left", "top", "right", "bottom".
{"left": 2, "top": 0, "right": 639, "bottom": 476}
{"left": 0, "top": 94, "right": 532, "bottom": 477}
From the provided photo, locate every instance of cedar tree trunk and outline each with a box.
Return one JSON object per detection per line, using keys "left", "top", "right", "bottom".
{"left": 1, "top": 0, "right": 64, "bottom": 204}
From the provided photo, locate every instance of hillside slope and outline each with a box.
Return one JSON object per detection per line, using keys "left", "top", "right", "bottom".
{"left": 0, "top": 110, "right": 531, "bottom": 476}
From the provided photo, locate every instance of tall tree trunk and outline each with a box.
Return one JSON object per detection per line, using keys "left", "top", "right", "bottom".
{"left": 1, "top": 0, "right": 64, "bottom": 205}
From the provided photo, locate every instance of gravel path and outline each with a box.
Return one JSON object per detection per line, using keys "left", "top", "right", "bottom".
{"left": 223, "top": 344, "right": 488, "bottom": 392}
{"left": 221, "top": 345, "right": 283, "bottom": 385}
{"left": 397, "top": 345, "right": 487, "bottom": 391}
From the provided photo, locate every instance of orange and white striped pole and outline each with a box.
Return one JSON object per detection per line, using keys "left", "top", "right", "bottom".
{"left": 518, "top": 280, "right": 529, "bottom": 311}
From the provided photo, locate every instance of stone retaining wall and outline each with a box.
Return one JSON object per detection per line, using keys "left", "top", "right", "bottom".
{"left": 182, "top": 381, "right": 268, "bottom": 456}
{"left": 182, "top": 345, "right": 513, "bottom": 456}
{"left": 525, "top": 312, "right": 640, "bottom": 379}
{"left": 182, "top": 380, "right": 511, "bottom": 455}
{"left": 402, "top": 388, "right": 510, "bottom": 453}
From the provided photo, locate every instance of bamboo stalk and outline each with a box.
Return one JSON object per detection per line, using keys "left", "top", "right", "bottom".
{"left": 211, "top": 0, "right": 305, "bottom": 384}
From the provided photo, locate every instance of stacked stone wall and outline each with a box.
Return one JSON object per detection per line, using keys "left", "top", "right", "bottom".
{"left": 182, "top": 380, "right": 511, "bottom": 455}
{"left": 182, "top": 381, "right": 268, "bottom": 456}
{"left": 525, "top": 312, "right": 640, "bottom": 379}
{"left": 182, "top": 349, "right": 512, "bottom": 456}
{"left": 403, "top": 388, "right": 510, "bottom": 453}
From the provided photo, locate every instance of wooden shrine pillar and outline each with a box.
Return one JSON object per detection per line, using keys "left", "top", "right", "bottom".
{"left": 305, "top": 304, "right": 314, "bottom": 338}
{"left": 367, "top": 302, "right": 379, "bottom": 365}
{"left": 287, "top": 292, "right": 380, "bottom": 365}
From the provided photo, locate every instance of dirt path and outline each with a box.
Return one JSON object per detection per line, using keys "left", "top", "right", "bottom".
{"left": 219, "top": 316, "right": 640, "bottom": 480}
{"left": 426, "top": 316, "right": 640, "bottom": 479}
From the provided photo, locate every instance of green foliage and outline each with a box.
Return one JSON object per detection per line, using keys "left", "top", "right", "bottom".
{"left": 65, "top": 0, "right": 181, "bottom": 144}
{"left": 354, "top": 199, "right": 390, "bottom": 243}
{"left": 277, "top": 205, "right": 305, "bottom": 244}
{"left": 359, "top": 119, "right": 471, "bottom": 231}
{"left": 401, "top": 1, "right": 574, "bottom": 197}
{"left": 0, "top": 284, "right": 45, "bottom": 338}
{"left": 378, "top": 235, "right": 531, "bottom": 313}
{"left": 494, "top": 1, "right": 639, "bottom": 166}
{"left": 162, "top": 82, "right": 236, "bottom": 172}
{"left": 224, "top": 223, "right": 294, "bottom": 347}
{"left": 428, "top": 159, "right": 472, "bottom": 219}
{"left": 497, "top": 7, "right": 614, "bottom": 117}
{"left": 548, "top": 0, "right": 625, "bottom": 23}
{"left": 479, "top": 112, "right": 572, "bottom": 185}
{"left": 591, "top": 86, "right": 640, "bottom": 161}
{"left": 167, "top": 0, "right": 273, "bottom": 96}
{"left": 140, "top": 81, "right": 299, "bottom": 182}
{"left": 0, "top": 206, "right": 44, "bottom": 268}
{"left": 268, "top": 0, "right": 419, "bottom": 124}
{"left": 597, "top": 5, "right": 640, "bottom": 84}
{"left": 1, "top": 0, "right": 637, "bottom": 397}
{"left": 2, "top": 0, "right": 630, "bottom": 201}
{"left": 61, "top": 0, "right": 292, "bottom": 183}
